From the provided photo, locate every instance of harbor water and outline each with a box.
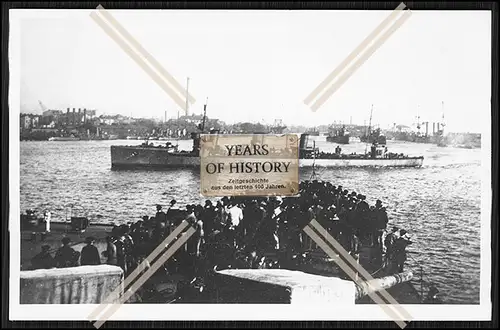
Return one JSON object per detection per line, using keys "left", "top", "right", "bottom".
{"left": 19, "top": 139, "right": 482, "bottom": 304}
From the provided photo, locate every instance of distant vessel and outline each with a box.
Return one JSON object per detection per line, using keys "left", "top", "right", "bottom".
{"left": 111, "top": 131, "right": 424, "bottom": 169}
{"left": 387, "top": 102, "right": 447, "bottom": 147}
{"left": 111, "top": 81, "right": 422, "bottom": 169}
{"left": 48, "top": 136, "right": 80, "bottom": 141}
{"left": 360, "top": 105, "right": 387, "bottom": 145}
{"left": 326, "top": 125, "right": 350, "bottom": 144}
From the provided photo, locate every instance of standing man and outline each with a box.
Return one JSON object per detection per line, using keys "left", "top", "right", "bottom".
{"left": 80, "top": 237, "right": 101, "bottom": 265}
{"left": 184, "top": 205, "right": 198, "bottom": 254}
{"left": 44, "top": 210, "right": 51, "bottom": 233}
{"left": 166, "top": 199, "right": 178, "bottom": 234}
{"left": 227, "top": 200, "right": 243, "bottom": 248}
{"left": 155, "top": 205, "right": 167, "bottom": 227}
{"left": 105, "top": 235, "right": 118, "bottom": 266}
{"left": 384, "top": 226, "right": 399, "bottom": 271}
{"left": 394, "top": 229, "right": 412, "bottom": 272}
{"left": 55, "top": 237, "right": 80, "bottom": 268}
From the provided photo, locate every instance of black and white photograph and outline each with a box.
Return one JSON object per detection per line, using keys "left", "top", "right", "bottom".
{"left": 8, "top": 4, "right": 493, "bottom": 324}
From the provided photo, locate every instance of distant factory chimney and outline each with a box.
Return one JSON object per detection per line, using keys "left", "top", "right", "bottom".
{"left": 84, "top": 108, "right": 87, "bottom": 123}
{"left": 72, "top": 108, "right": 76, "bottom": 126}
{"left": 78, "top": 108, "right": 81, "bottom": 124}
{"left": 425, "top": 122, "right": 428, "bottom": 136}
{"left": 432, "top": 122, "right": 435, "bottom": 135}
{"left": 66, "top": 108, "right": 70, "bottom": 125}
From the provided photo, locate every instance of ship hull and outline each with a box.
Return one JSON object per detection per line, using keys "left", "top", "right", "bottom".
{"left": 111, "top": 145, "right": 200, "bottom": 169}
{"left": 326, "top": 135, "right": 350, "bottom": 144}
{"left": 111, "top": 146, "right": 424, "bottom": 169}
{"left": 360, "top": 136, "right": 387, "bottom": 145}
{"left": 48, "top": 137, "right": 81, "bottom": 141}
{"left": 299, "top": 157, "right": 423, "bottom": 168}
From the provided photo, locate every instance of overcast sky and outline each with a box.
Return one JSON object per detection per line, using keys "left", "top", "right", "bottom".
{"left": 12, "top": 9, "right": 491, "bottom": 133}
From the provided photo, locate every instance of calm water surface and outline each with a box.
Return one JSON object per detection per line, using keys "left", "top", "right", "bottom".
{"left": 20, "top": 138, "right": 482, "bottom": 304}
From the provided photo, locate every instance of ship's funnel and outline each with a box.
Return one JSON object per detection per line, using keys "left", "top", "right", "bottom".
{"left": 355, "top": 271, "right": 413, "bottom": 300}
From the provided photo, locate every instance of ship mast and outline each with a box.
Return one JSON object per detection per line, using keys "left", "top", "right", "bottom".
{"left": 185, "top": 77, "right": 190, "bottom": 116}
{"left": 364, "top": 105, "right": 373, "bottom": 154}
{"left": 440, "top": 101, "right": 446, "bottom": 134}
{"left": 416, "top": 105, "right": 421, "bottom": 136}
{"left": 367, "top": 104, "right": 373, "bottom": 136}
{"left": 201, "top": 97, "right": 208, "bottom": 133}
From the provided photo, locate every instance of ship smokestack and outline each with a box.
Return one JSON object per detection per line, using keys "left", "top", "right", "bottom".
{"left": 66, "top": 108, "right": 70, "bottom": 125}
{"left": 84, "top": 108, "right": 87, "bottom": 123}
{"left": 433, "top": 122, "right": 435, "bottom": 135}
{"left": 78, "top": 108, "right": 81, "bottom": 124}
{"left": 72, "top": 108, "right": 76, "bottom": 126}
{"left": 425, "top": 122, "right": 428, "bottom": 136}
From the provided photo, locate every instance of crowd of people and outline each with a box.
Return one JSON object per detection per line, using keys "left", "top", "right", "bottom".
{"left": 31, "top": 180, "right": 413, "bottom": 277}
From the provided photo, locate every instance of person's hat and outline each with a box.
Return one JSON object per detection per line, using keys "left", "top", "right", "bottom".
{"left": 142, "top": 215, "right": 149, "bottom": 221}
{"left": 85, "top": 236, "right": 96, "bottom": 243}
{"left": 156, "top": 204, "right": 162, "bottom": 210}
{"left": 205, "top": 200, "right": 212, "bottom": 205}
{"left": 170, "top": 199, "right": 177, "bottom": 205}
{"left": 400, "top": 229, "right": 408, "bottom": 236}
{"left": 376, "top": 199, "right": 382, "bottom": 205}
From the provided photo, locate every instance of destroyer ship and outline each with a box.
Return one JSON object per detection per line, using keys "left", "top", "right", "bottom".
{"left": 326, "top": 125, "right": 350, "bottom": 144}
{"left": 111, "top": 130, "right": 424, "bottom": 169}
